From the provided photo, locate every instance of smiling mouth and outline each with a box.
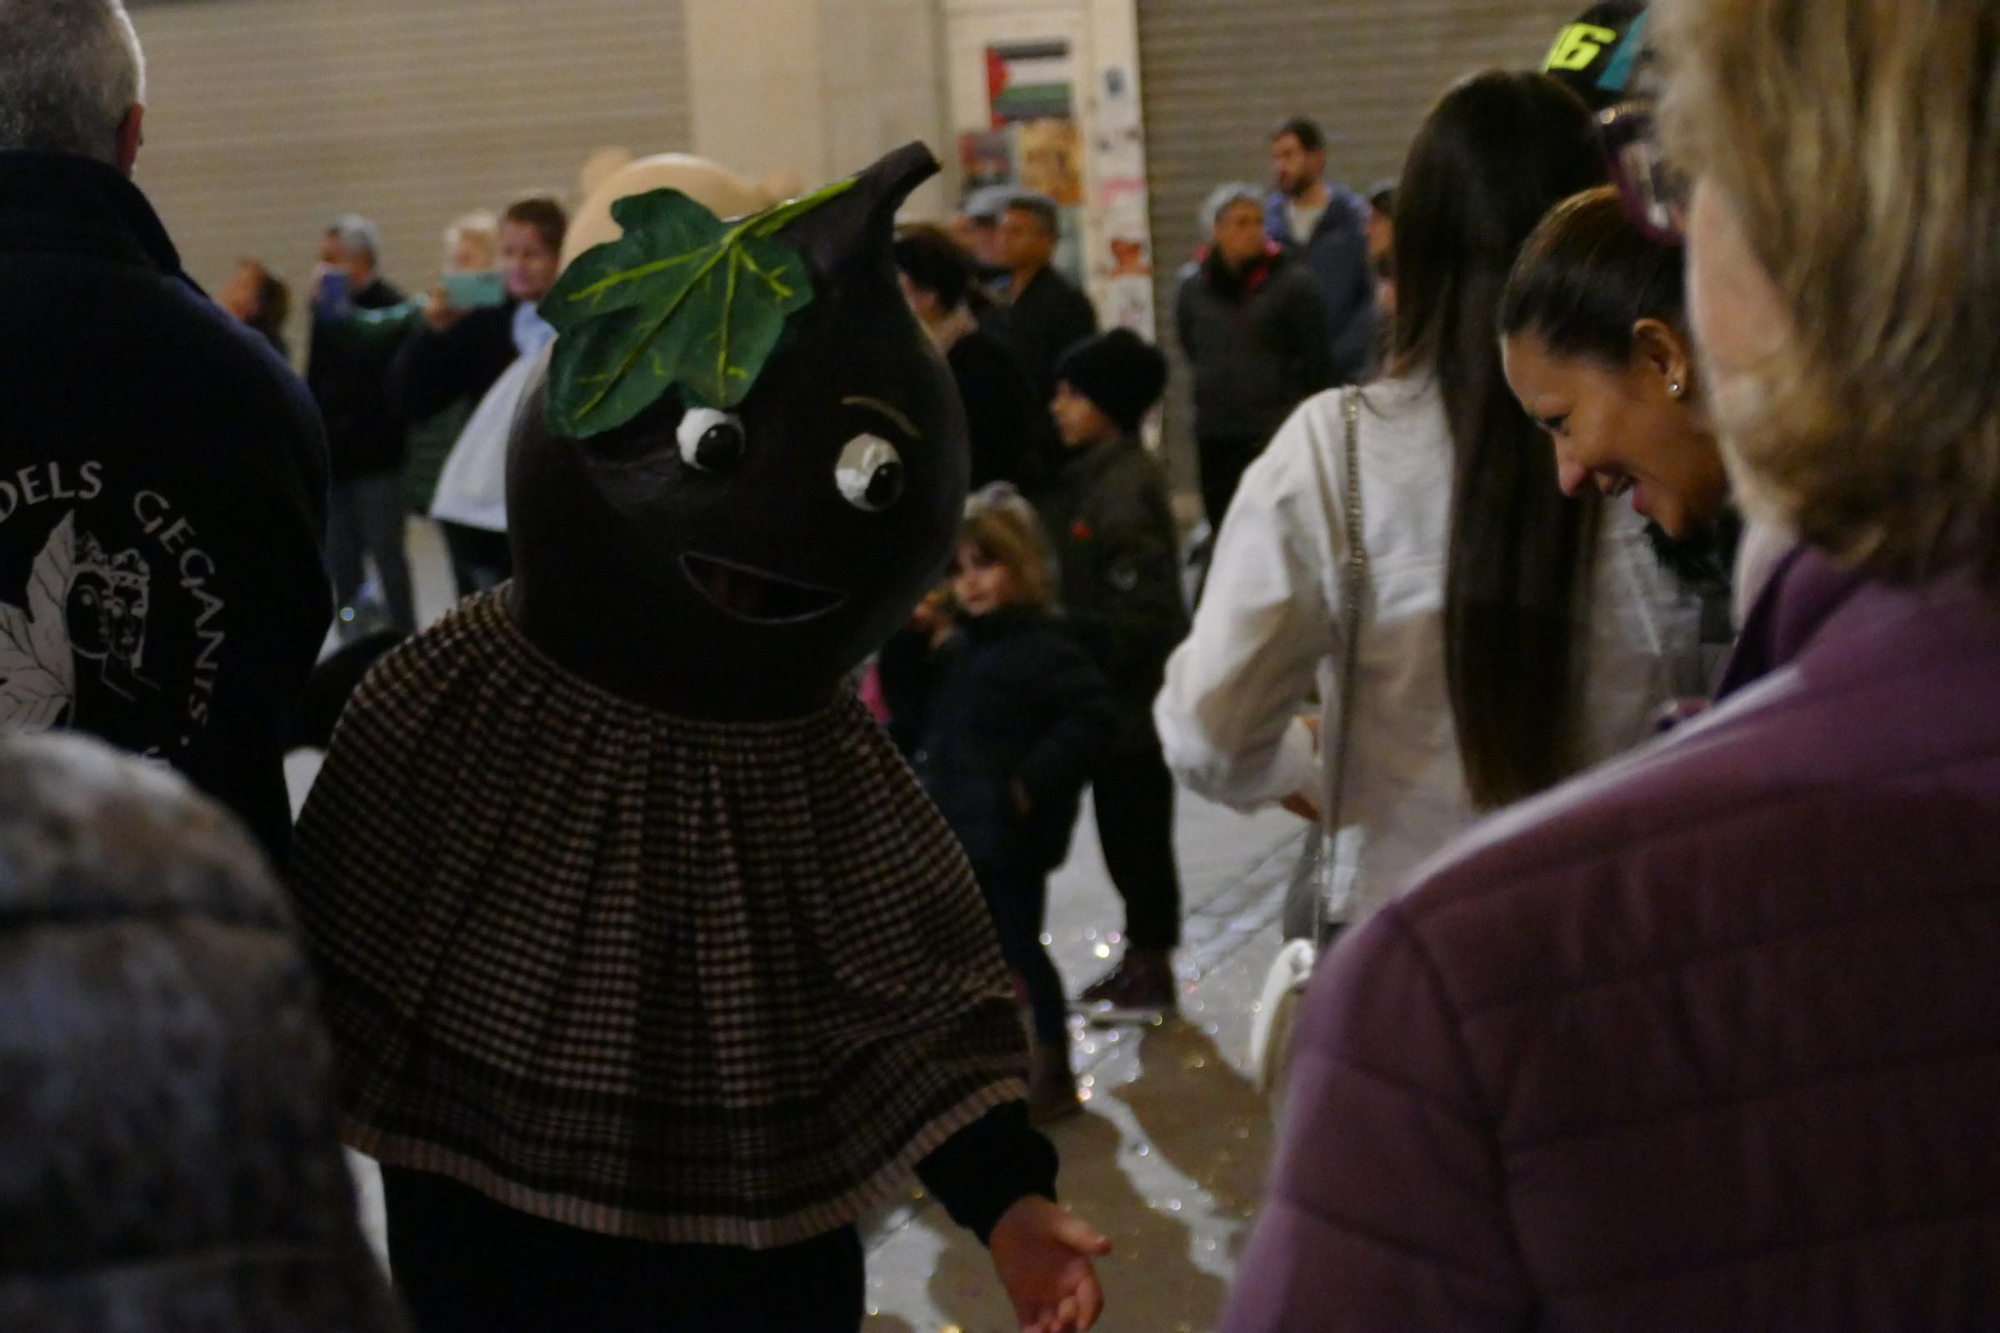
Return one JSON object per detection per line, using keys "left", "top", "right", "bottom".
{"left": 681, "top": 553, "right": 848, "bottom": 624}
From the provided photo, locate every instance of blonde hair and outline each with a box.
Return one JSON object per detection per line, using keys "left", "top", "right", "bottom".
{"left": 1658, "top": 0, "right": 2000, "bottom": 584}
{"left": 442, "top": 210, "right": 498, "bottom": 272}
{"left": 956, "top": 485, "right": 1056, "bottom": 609}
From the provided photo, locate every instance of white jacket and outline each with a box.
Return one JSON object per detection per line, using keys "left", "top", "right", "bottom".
{"left": 429, "top": 312, "right": 556, "bottom": 534}
{"left": 1155, "top": 376, "right": 1704, "bottom": 926}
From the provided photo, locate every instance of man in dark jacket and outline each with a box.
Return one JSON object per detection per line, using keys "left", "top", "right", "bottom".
{"left": 0, "top": 0, "right": 331, "bottom": 867}
{"left": 1178, "top": 183, "right": 1336, "bottom": 531}
{"left": 997, "top": 194, "right": 1099, "bottom": 405}
{"left": 1265, "top": 118, "right": 1378, "bottom": 386}
{"left": 1038, "top": 329, "right": 1190, "bottom": 1018}
{"left": 307, "top": 214, "right": 416, "bottom": 635}
{"left": 893, "top": 223, "right": 1050, "bottom": 490}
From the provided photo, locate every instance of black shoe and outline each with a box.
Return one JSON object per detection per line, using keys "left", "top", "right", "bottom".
{"left": 1076, "top": 948, "right": 1178, "bottom": 1023}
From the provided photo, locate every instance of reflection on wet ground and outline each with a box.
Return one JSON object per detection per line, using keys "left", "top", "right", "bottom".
{"left": 862, "top": 803, "right": 1300, "bottom": 1332}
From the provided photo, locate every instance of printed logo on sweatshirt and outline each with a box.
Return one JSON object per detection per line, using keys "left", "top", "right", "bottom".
{"left": 0, "top": 462, "right": 229, "bottom": 757}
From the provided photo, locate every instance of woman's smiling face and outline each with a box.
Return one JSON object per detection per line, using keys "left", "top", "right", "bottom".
{"left": 1502, "top": 321, "right": 1729, "bottom": 537}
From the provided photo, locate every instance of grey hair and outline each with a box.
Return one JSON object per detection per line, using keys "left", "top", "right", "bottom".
{"left": 325, "top": 214, "right": 384, "bottom": 268}
{"left": 0, "top": 0, "right": 146, "bottom": 166}
{"left": 1201, "top": 182, "right": 1265, "bottom": 233}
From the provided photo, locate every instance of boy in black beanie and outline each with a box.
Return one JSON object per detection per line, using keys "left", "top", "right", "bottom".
{"left": 1037, "top": 328, "right": 1190, "bottom": 1019}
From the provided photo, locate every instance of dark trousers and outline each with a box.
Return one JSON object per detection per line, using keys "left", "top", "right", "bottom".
{"left": 1196, "top": 433, "right": 1268, "bottom": 533}
{"left": 328, "top": 471, "right": 417, "bottom": 633}
{"left": 382, "top": 1167, "right": 865, "bottom": 1333}
{"left": 1092, "top": 744, "right": 1183, "bottom": 951}
{"left": 978, "top": 863, "right": 1067, "bottom": 1044}
{"left": 440, "top": 520, "right": 513, "bottom": 599}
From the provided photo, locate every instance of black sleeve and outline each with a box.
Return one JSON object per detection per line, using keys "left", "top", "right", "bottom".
{"left": 915, "top": 1103, "right": 1060, "bottom": 1244}
{"left": 1012, "top": 629, "right": 1120, "bottom": 804}
{"left": 196, "top": 366, "right": 334, "bottom": 868}
{"left": 1289, "top": 273, "right": 1339, "bottom": 395}
{"left": 1086, "top": 460, "right": 1191, "bottom": 690}
{"left": 1321, "top": 228, "right": 1380, "bottom": 385}
{"left": 875, "top": 626, "right": 937, "bottom": 758}
{"left": 957, "top": 345, "right": 1043, "bottom": 492}
{"left": 1175, "top": 276, "right": 1199, "bottom": 362}
{"left": 391, "top": 316, "right": 484, "bottom": 422}
{"left": 1059, "top": 287, "right": 1100, "bottom": 359}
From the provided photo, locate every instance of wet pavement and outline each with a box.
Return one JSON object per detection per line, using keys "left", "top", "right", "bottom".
{"left": 860, "top": 795, "right": 1301, "bottom": 1333}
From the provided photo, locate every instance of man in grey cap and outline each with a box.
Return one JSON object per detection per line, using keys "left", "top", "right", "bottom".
{"left": 306, "top": 213, "right": 416, "bottom": 636}
{"left": 997, "top": 192, "right": 1099, "bottom": 406}
{"left": 952, "top": 183, "right": 1017, "bottom": 290}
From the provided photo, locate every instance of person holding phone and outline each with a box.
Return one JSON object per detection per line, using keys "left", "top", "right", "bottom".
{"left": 389, "top": 212, "right": 499, "bottom": 524}
{"left": 308, "top": 215, "right": 416, "bottom": 636}
{"left": 391, "top": 195, "right": 568, "bottom": 597}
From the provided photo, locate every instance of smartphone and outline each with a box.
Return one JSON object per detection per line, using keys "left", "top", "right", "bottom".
{"left": 443, "top": 269, "right": 508, "bottom": 311}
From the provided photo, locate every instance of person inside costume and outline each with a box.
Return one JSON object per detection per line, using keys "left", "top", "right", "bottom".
{"left": 290, "top": 142, "right": 1110, "bottom": 1333}
{"left": 879, "top": 486, "right": 1120, "bottom": 1123}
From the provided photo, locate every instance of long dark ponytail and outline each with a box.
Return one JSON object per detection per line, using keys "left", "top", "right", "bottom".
{"left": 1388, "top": 71, "right": 1610, "bottom": 808}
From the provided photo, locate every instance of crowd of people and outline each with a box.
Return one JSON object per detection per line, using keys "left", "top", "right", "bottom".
{"left": 283, "top": 194, "right": 571, "bottom": 635}
{"left": 2, "top": 0, "right": 1998, "bottom": 1327}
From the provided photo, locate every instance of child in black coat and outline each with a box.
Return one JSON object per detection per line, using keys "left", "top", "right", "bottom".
{"left": 881, "top": 488, "right": 1120, "bottom": 1121}
{"left": 1036, "top": 329, "right": 1189, "bottom": 1020}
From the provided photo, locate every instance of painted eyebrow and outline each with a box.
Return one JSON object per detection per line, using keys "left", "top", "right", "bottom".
{"left": 842, "top": 396, "right": 920, "bottom": 439}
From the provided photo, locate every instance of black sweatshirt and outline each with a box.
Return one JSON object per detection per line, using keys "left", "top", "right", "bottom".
{"left": 0, "top": 152, "right": 331, "bottom": 865}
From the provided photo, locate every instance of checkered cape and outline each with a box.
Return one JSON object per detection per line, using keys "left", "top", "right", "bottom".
{"left": 290, "top": 592, "right": 1030, "bottom": 1249}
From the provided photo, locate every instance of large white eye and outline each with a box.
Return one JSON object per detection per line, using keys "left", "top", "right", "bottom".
{"left": 678, "top": 408, "right": 746, "bottom": 473}
{"left": 836, "top": 434, "right": 906, "bottom": 511}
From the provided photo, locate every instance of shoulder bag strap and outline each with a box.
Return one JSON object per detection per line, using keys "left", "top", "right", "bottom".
{"left": 1310, "top": 388, "right": 1370, "bottom": 941}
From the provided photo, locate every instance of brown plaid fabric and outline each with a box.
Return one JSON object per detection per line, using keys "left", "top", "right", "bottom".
{"left": 290, "top": 592, "right": 1030, "bottom": 1249}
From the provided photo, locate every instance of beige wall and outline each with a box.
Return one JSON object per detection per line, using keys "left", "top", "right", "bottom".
{"left": 132, "top": 0, "right": 693, "bottom": 349}
{"left": 129, "top": 0, "right": 956, "bottom": 350}
{"left": 685, "top": 0, "right": 830, "bottom": 187}
{"left": 684, "top": 0, "right": 952, "bottom": 220}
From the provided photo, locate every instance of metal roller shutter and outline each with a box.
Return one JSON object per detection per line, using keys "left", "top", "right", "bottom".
{"left": 1137, "top": 0, "right": 1581, "bottom": 493}
{"left": 130, "top": 0, "right": 691, "bottom": 354}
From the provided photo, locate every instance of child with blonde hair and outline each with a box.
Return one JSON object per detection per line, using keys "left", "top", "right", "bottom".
{"left": 882, "top": 487, "right": 1118, "bottom": 1120}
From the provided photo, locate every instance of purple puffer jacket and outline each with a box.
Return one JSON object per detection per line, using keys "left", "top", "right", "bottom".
{"left": 1223, "top": 549, "right": 2000, "bottom": 1331}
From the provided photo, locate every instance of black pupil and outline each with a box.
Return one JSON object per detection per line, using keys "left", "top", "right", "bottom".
{"left": 696, "top": 423, "right": 745, "bottom": 471}
{"left": 866, "top": 460, "right": 905, "bottom": 508}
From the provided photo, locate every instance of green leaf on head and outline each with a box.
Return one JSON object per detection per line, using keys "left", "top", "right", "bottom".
{"left": 540, "top": 178, "right": 856, "bottom": 440}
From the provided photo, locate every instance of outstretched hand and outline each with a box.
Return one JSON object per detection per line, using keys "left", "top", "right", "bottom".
{"left": 989, "top": 1195, "right": 1112, "bottom": 1332}
{"left": 425, "top": 285, "right": 468, "bottom": 333}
